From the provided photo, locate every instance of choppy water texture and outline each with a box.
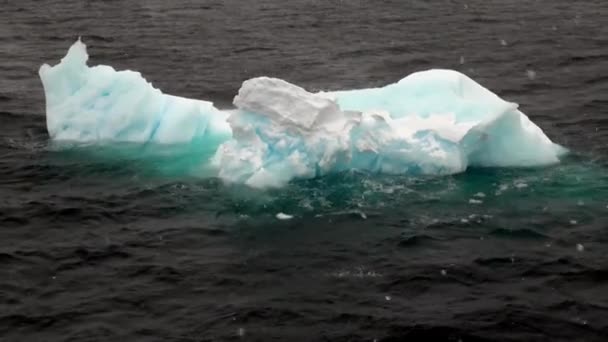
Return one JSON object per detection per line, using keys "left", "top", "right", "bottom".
{"left": 1, "top": 1, "right": 608, "bottom": 341}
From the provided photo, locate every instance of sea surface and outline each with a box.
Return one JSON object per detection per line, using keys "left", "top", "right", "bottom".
{"left": 1, "top": 1, "right": 608, "bottom": 341}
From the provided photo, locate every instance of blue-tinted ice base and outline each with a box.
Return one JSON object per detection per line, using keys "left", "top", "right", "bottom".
{"left": 39, "top": 40, "right": 566, "bottom": 188}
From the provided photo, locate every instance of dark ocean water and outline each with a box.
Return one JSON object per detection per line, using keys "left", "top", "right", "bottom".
{"left": 2, "top": 1, "right": 608, "bottom": 341}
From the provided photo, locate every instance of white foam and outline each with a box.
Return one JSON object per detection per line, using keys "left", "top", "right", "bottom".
{"left": 276, "top": 212, "right": 294, "bottom": 220}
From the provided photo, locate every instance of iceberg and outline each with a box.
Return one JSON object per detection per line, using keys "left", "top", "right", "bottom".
{"left": 39, "top": 39, "right": 231, "bottom": 146}
{"left": 39, "top": 40, "right": 566, "bottom": 188}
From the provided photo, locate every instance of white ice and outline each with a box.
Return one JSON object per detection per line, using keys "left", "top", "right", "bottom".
{"left": 39, "top": 40, "right": 567, "bottom": 188}
{"left": 39, "top": 39, "right": 231, "bottom": 146}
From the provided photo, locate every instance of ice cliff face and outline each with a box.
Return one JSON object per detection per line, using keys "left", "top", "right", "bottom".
{"left": 39, "top": 40, "right": 566, "bottom": 188}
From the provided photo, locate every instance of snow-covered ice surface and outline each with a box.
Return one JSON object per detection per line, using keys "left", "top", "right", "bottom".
{"left": 39, "top": 40, "right": 566, "bottom": 188}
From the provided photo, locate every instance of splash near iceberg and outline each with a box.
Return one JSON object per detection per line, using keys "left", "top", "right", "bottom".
{"left": 39, "top": 40, "right": 566, "bottom": 188}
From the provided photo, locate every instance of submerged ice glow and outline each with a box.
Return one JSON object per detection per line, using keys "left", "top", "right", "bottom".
{"left": 39, "top": 40, "right": 566, "bottom": 188}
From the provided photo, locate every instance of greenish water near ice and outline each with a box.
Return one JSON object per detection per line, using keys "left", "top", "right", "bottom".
{"left": 48, "top": 143, "right": 608, "bottom": 231}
